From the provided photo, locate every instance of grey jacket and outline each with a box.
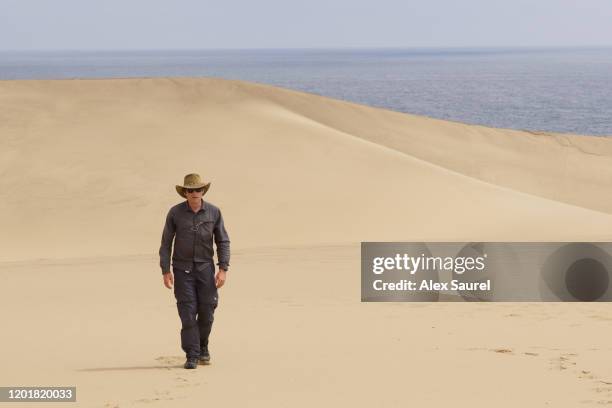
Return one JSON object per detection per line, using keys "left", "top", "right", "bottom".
{"left": 159, "top": 200, "right": 230, "bottom": 274}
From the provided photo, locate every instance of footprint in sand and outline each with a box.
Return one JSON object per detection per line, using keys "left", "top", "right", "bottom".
{"left": 491, "top": 348, "right": 513, "bottom": 354}
{"left": 481, "top": 347, "right": 612, "bottom": 402}
{"left": 130, "top": 380, "right": 190, "bottom": 405}
{"left": 134, "top": 396, "right": 175, "bottom": 404}
{"left": 155, "top": 355, "right": 184, "bottom": 367}
{"left": 545, "top": 352, "right": 612, "bottom": 400}
{"left": 175, "top": 375, "right": 203, "bottom": 389}
{"left": 555, "top": 353, "right": 578, "bottom": 371}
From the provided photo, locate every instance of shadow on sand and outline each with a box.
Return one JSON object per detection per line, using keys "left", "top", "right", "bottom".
{"left": 78, "top": 356, "right": 187, "bottom": 371}
{"left": 77, "top": 365, "right": 183, "bottom": 372}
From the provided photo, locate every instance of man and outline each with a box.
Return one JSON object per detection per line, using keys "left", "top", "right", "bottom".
{"left": 159, "top": 173, "right": 230, "bottom": 369}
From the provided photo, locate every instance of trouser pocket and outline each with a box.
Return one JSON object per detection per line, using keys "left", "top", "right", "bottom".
{"left": 193, "top": 262, "right": 218, "bottom": 305}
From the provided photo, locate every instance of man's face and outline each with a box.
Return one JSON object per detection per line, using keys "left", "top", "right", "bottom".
{"left": 185, "top": 188, "right": 204, "bottom": 203}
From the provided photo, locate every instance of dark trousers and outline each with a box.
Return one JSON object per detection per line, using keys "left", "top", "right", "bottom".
{"left": 173, "top": 262, "right": 219, "bottom": 358}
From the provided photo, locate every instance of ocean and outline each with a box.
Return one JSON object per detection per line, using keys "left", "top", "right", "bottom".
{"left": 1, "top": 47, "right": 611, "bottom": 136}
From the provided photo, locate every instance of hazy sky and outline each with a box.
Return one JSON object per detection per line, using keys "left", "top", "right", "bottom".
{"left": 2, "top": 0, "right": 612, "bottom": 50}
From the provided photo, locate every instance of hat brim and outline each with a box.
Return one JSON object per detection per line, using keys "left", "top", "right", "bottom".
{"left": 176, "top": 182, "right": 211, "bottom": 198}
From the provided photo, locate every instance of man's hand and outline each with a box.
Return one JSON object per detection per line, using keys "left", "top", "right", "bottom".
{"left": 163, "top": 272, "right": 174, "bottom": 289}
{"left": 215, "top": 269, "right": 227, "bottom": 288}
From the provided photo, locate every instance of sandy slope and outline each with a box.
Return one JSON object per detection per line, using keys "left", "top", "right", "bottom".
{"left": 1, "top": 78, "right": 612, "bottom": 262}
{"left": 1, "top": 78, "right": 612, "bottom": 407}
{"left": 3, "top": 246, "right": 612, "bottom": 407}
{"left": 250, "top": 80, "right": 612, "bottom": 214}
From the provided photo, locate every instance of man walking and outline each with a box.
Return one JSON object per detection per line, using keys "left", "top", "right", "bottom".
{"left": 159, "top": 173, "right": 230, "bottom": 369}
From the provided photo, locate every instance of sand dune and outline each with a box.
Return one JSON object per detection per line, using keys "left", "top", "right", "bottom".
{"left": 1, "top": 78, "right": 612, "bottom": 262}
{"left": 250, "top": 80, "right": 612, "bottom": 214}
{"left": 2, "top": 77, "right": 612, "bottom": 407}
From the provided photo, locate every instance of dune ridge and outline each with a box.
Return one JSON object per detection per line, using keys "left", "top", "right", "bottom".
{"left": 239, "top": 79, "right": 612, "bottom": 214}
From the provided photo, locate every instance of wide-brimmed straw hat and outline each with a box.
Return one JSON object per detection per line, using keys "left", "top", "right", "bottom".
{"left": 175, "top": 173, "right": 211, "bottom": 198}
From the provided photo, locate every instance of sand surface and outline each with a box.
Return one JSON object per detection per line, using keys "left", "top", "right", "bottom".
{"left": 2, "top": 77, "right": 612, "bottom": 407}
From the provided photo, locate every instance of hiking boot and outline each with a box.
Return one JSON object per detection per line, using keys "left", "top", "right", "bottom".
{"left": 184, "top": 357, "right": 198, "bottom": 369}
{"left": 199, "top": 346, "right": 211, "bottom": 364}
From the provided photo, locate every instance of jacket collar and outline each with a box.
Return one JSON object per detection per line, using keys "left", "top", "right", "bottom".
{"left": 184, "top": 199, "right": 206, "bottom": 213}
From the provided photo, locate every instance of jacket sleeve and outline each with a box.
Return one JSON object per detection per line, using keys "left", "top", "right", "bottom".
{"left": 159, "top": 209, "right": 176, "bottom": 274}
{"left": 214, "top": 209, "right": 231, "bottom": 270}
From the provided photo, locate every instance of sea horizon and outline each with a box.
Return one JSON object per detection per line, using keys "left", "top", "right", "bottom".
{"left": 2, "top": 46, "right": 611, "bottom": 136}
